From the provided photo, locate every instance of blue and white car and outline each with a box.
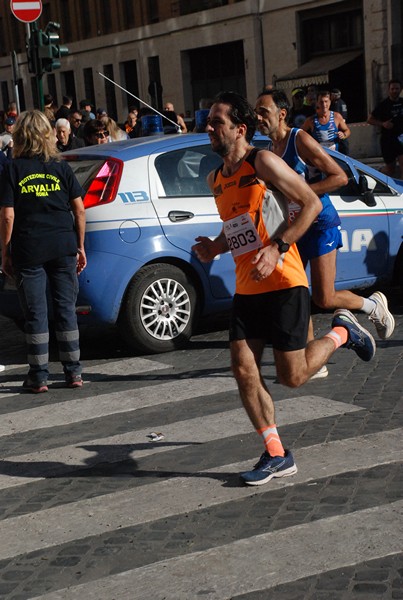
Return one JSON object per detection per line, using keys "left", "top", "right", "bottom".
{"left": 0, "top": 133, "right": 402, "bottom": 354}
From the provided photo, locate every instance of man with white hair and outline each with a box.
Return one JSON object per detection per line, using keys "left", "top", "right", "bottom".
{"left": 55, "top": 118, "right": 85, "bottom": 152}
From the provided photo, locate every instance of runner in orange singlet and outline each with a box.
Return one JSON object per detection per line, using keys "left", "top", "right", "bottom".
{"left": 192, "top": 91, "right": 376, "bottom": 486}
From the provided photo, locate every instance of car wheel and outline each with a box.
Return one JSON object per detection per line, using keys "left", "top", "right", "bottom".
{"left": 118, "top": 263, "right": 198, "bottom": 354}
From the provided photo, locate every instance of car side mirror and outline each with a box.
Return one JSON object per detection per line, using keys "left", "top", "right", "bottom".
{"left": 358, "top": 174, "right": 376, "bottom": 207}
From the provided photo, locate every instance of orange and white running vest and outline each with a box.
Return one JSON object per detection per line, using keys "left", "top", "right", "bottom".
{"left": 213, "top": 148, "right": 308, "bottom": 295}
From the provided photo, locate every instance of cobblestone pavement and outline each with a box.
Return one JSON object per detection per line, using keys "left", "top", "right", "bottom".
{"left": 0, "top": 286, "right": 401, "bottom": 599}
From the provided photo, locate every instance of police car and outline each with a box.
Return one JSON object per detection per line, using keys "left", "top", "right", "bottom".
{"left": 1, "top": 133, "right": 402, "bottom": 354}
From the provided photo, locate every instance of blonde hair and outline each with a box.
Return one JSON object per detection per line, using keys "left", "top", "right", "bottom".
{"left": 100, "top": 116, "right": 125, "bottom": 141}
{"left": 13, "top": 109, "right": 60, "bottom": 161}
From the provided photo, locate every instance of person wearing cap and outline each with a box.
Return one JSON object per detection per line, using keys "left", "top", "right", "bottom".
{"left": 289, "top": 87, "right": 315, "bottom": 128}
{"left": 0, "top": 117, "right": 16, "bottom": 158}
{"left": 96, "top": 107, "right": 108, "bottom": 120}
{"left": 79, "top": 99, "right": 95, "bottom": 120}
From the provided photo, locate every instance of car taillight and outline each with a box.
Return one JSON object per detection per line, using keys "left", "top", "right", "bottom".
{"left": 83, "top": 158, "right": 123, "bottom": 209}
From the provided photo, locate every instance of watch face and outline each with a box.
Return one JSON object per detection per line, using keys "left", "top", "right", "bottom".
{"left": 275, "top": 238, "right": 289, "bottom": 253}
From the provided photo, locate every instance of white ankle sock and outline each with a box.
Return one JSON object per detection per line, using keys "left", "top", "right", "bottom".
{"left": 361, "top": 297, "right": 376, "bottom": 315}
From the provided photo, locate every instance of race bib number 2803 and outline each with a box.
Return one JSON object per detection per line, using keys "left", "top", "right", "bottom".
{"left": 224, "top": 212, "right": 262, "bottom": 258}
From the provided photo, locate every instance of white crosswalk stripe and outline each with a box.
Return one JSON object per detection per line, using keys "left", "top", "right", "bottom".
{"left": 0, "top": 395, "right": 362, "bottom": 489}
{"left": 0, "top": 428, "right": 400, "bottom": 561}
{"left": 31, "top": 500, "right": 403, "bottom": 600}
{"left": 0, "top": 352, "right": 401, "bottom": 599}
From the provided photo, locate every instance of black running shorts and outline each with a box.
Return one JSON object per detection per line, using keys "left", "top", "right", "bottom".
{"left": 229, "top": 286, "right": 310, "bottom": 352}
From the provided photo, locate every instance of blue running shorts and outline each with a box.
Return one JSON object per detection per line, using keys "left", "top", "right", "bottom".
{"left": 297, "top": 225, "right": 342, "bottom": 261}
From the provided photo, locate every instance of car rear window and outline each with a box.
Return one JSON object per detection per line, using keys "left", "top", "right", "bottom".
{"left": 65, "top": 159, "right": 106, "bottom": 193}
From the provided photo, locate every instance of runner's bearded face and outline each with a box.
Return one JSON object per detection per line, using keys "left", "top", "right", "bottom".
{"left": 206, "top": 104, "right": 238, "bottom": 157}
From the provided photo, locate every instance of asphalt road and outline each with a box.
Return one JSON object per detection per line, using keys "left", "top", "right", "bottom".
{"left": 0, "top": 285, "right": 402, "bottom": 599}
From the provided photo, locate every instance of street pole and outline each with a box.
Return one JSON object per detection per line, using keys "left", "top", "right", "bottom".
{"left": 29, "top": 22, "right": 44, "bottom": 110}
{"left": 10, "top": 51, "right": 21, "bottom": 114}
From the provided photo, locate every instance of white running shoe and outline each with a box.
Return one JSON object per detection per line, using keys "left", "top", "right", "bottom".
{"left": 309, "top": 365, "right": 328, "bottom": 380}
{"left": 368, "top": 291, "right": 395, "bottom": 339}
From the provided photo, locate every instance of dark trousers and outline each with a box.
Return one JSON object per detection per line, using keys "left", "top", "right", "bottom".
{"left": 15, "top": 255, "right": 81, "bottom": 383}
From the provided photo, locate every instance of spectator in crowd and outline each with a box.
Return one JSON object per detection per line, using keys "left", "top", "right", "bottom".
{"left": 55, "top": 118, "right": 85, "bottom": 152}
{"left": 124, "top": 109, "right": 139, "bottom": 136}
{"left": 288, "top": 87, "right": 315, "bottom": 128}
{"left": 128, "top": 107, "right": 153, "bottom": 138}
{"left": 0, "top": 117, "right": 16, "bottom": 159}
{"left": 0, "top": 110, "right": 86, "bottom": 393}
{"left": 367, "top": 78, "right": 403, "bottom": 178}
{"left": 43, "top": 94, "right": 56, "bottom": 125}
{"left": 191, "top": 97, "right": 214, "bottom": 132}
{"left": 164, "top": 102, "right": 188, "bottom": 133}
{"left": 68, "top": 110, "right": 85, "bottom": 138}
{"left": 100, "top": 116, "right": 128, "bottom": 141}
{"left": 302, "top": 90, "right": 350, "bottom": 151}
{"left": 83, "top": 119, "right": 109, "bottom": 145}
{"left": 96, "top": 107, "right": 108, "bottom": 120}
{"left": 79, "top": 99, "right": 95, "bottom": 119}
{"left": 304, "top": 84, "right": 318, "bottom": 110}
{"left": 55, "top": 95, "right": 73, "bottom": 121}
{"left": 330, "top": 88, "right": 349, "bottom": 155}
{"left": 6, "top": 102, "right": 18, "bottom": 120}
{"left": 330, "top": 88, "right": 348, "bottom": 120}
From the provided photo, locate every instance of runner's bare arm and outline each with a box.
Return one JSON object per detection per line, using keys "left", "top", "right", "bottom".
{"left": 192, "top": 169, "right": 229, "bottom": 262}
{"left": 255, "top": 149, "right": 322, "bottom": 246}
{"left": 334, "top": 112, "right": 351, "bottom": 139}
{"left": 295, "top": 130, "right": 348, "bottom": 195}
{"left": 250, "top": 150, "right": 322, "bottom": 279}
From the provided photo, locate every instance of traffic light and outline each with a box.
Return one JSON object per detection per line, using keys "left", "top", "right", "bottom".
{"left": 37, "top": 22, "right": 69, "bottom": 73}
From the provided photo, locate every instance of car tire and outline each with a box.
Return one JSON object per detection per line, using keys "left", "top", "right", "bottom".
{"left": 118, "top": 263, "right": 198, "bottom": 354}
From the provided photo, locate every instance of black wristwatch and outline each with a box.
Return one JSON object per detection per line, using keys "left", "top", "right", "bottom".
{"left": 273, "top": 238, "right": 290, "bottom": 253}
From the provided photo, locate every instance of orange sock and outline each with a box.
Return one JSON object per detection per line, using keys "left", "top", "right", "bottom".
{"left": 325, "top": 326, "right": 348, "bottom": 349}
{"left": 257, "top": 425, "right": 285, "bottom": 457}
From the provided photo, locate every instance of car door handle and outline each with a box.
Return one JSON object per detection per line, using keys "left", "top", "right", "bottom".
{"left": 168, "top": 210, "right": 195, "bottom": 222}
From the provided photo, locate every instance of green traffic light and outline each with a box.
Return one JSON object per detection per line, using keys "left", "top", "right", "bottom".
{"left": 33, "top": 24, "right": 69, "bottom": 74}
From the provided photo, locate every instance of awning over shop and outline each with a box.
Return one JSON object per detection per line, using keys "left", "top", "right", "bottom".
{"left": 275, "top": 50, "right": 362, "bottom": 88}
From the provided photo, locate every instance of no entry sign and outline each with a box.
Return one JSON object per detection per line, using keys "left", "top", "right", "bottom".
{"left": 10, "top": 1, "right": 42, "bottom": 23}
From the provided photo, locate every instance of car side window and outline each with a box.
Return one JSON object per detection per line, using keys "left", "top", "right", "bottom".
{"left": 155, "top": 146, "right": 222, "bottom": 197}
{"left": 331, "top": 158, "right": 393, "bottom": 197}
{"left": 356, "top": 168, "right": 393, "bottom": 195}
{"left": 330, "top": 158, "right": 360, "bottom": 196}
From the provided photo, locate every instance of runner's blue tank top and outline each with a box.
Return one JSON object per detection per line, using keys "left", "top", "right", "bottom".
{"left": 281, "top": 128, "right": 341, "bottom": 231}
{"left": 312, "top": 111, "right": 339, "bottom": 150}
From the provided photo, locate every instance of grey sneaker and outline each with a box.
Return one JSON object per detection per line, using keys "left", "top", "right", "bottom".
{"left": 368, "top": 291, "right": 395, "bottom": 339}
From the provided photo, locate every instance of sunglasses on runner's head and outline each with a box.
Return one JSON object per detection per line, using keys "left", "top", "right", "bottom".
{"left": 95, "top": 130, "right": 109, "bottom": 139}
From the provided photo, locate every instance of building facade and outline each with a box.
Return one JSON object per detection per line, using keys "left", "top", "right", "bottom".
{"left": 0, "top": 0, "right": 401, "bottom": 154}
